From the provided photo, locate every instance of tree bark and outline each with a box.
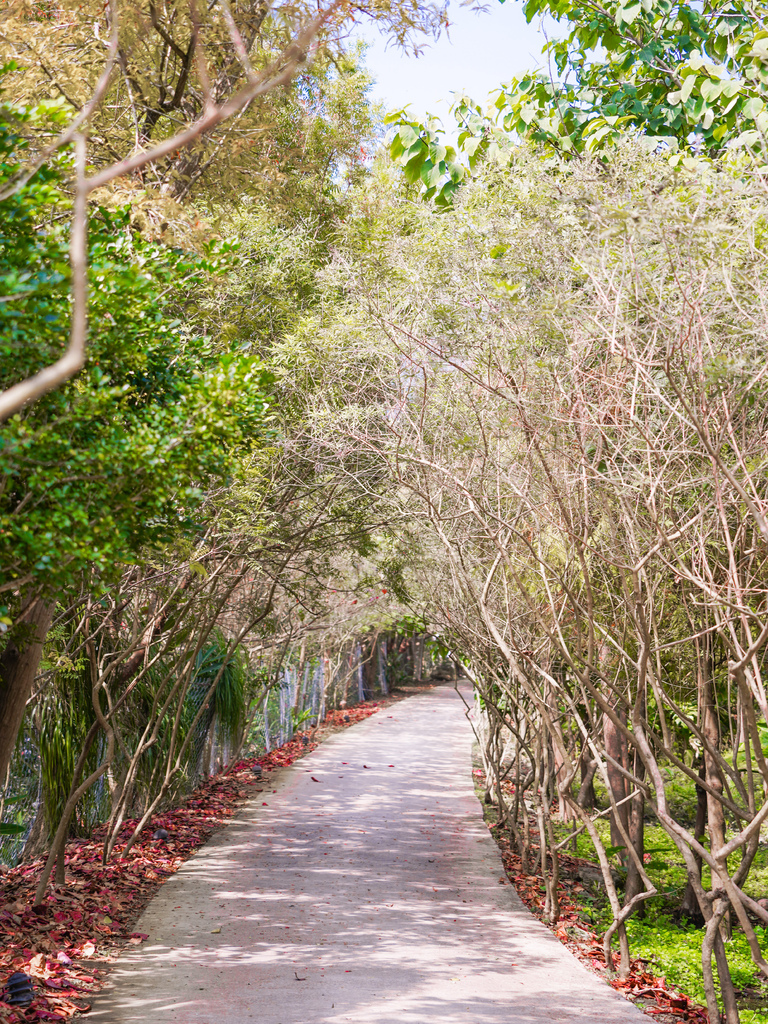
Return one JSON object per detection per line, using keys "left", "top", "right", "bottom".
{"left": 701, "top": 655, "right": 731, "bottom": 939}
{"left": 604, "top": 713, "right": 630, "bottom": 848}
{"left": 0, "top": 596, "right": 56, "bottom": 786}
{"left": 577, "top": 744, "right": 597, "bottom": 810}
{"left": 625, "top": 755, "right": 645, "bottom": 906}
{"left": 680, "top": 758, "right": 707, "bottom": 927}
{"left": 604, "top": 711, "right": 645, "bottom": 906}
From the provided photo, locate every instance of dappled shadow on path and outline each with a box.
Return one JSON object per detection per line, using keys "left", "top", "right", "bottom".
{"left": 90, "top": 689, "right": 641, "bottom": 1024}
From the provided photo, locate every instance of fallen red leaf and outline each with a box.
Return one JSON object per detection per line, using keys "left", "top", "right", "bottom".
{"left": 0, "top": 695, "right": 394, "bottom": 1024}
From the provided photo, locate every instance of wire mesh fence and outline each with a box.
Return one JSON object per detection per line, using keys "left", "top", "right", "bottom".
{"left": 0, "top": 722, "right": 41, "bottom": 866}
{"left": 248, "top": 638, "right": 408, "bottom": 754}
{"left": 0, "top": 632, "right": 430, "bottom": 867}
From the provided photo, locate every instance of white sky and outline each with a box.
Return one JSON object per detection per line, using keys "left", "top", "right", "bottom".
{"left": 358, "top": 2, "right": 550, "bottom": 126}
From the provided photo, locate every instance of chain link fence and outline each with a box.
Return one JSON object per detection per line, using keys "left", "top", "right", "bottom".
{"left": 0, "top": 721, "right": 41, "bottom": 866}
{"left": 249, "top": 638, "right": 406, "bottom": 753}
{"left": 1, "top": 633, "right": 430, "bottom": 867}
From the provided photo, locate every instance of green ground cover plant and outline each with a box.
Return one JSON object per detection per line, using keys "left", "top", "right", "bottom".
{"left": 555, "top": 810, "right": 768, "bottom": 1020}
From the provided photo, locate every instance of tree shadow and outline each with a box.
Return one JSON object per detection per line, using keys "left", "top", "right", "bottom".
{"left": 89, "top": 687, "right": 643, "bottom": 1023}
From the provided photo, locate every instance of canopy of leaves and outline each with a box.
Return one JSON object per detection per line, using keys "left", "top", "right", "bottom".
{"left": 0, "top": 0, "right": 444, "bottom": 212}
{"left": 0, "top": 94, "right": 273, "bottom": 604}
{"left": 497, "top": 0, "right": 768, "bottom": 159}
{"left": 386, "top": 0, "right": 768, "bottom": 206}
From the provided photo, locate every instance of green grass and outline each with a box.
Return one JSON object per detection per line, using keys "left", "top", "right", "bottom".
{"left": 624, "top": 917, "right": 768, "bottom": 1023}
{"left": 554, "top": 798, "right": 768, "bottom": 1022}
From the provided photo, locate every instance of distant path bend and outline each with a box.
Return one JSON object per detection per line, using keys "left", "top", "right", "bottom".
{"left": 91, "top": 684, "right": 646, "bottom": 1024}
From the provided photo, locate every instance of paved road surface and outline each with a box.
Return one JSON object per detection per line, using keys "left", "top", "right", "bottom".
{"left": 90, "top": 684, "right": 646, "bottom": 1024}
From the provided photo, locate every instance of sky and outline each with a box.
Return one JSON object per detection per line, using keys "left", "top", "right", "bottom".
{"left": 358, "top": 2, "right": 550, "bottom": 127}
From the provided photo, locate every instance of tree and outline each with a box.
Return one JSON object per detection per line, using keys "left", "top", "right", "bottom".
{"left": 495, "top": 0, "right": 768, "bottom": 159}
{"left": 386, "top": 0, "right": 768, "bottom": 207}
{"left": 0, "top": 0, "right": 450, "bottom": 421}
{"left": 0, "top": 100, "right": 272, "bottom": 786}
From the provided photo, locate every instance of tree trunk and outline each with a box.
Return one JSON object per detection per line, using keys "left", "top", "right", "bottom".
{"left": 680, "top": 758, "right": 707, "bottom": 927}
{"left": 703, "top": 667, "right": 726, "bottom": 867}
{"left": 552, "top": 739, "right": 575, "bottom": 821}
{"left": 701, "top": 656, "right": 730, "bottom": 938}
{"left": 625, "top": 754, "right": 645, "bottom": 906}
{"left": 604, "top": 711, "right": 645, "bottom": 907}
{"left": 0, "top": 596, "right": 56, "bottom": 786}
{"left": 577, "top": 744, "right": 597, "bottom": 810}
{"left": 604, "top": 713, "right": 630, "bottom": 849}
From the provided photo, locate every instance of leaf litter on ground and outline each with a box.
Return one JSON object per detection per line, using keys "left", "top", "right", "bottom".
{"left": 472, "top": 767, "right": 709, "bottom": 1024}
{"left": 0, "top": 698, "right": 391, "bottom": 1022}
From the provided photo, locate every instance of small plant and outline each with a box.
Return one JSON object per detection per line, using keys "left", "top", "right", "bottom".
{"left": 291, "top": 707, "right": 314, "bottom": 732}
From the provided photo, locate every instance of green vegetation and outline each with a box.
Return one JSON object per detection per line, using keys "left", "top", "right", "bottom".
{"left": 387, "top": 0, "right": 768, "bottom": 204}
{"left": 3, "top": 1, "right": 768, "bottom": 1021}
{"left": 560, "top": 811, "right": 768, "bottom": 1021}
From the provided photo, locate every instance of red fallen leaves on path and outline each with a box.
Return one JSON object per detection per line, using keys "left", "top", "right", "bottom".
{"left": 473, "top": 768, "right": 709, "bottom": 1024}
{"left": 0, "top": 698, "right": 387, "bottom": 1023}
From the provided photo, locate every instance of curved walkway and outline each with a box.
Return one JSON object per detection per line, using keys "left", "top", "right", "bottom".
{"left": 90, "top": 684, "right": 646, "bottom": 1024}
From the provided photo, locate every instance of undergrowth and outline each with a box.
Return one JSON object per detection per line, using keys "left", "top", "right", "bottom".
{"left": 552, "top": 771, "right": 768, "bottom": 1023}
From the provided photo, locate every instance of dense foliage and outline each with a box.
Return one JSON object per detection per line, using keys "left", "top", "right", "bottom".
{"left": 3, "top": 1, "right": 768, "bottom": 1022}
{"left": 387, "top": 0, "right": 768, "bottom": 204}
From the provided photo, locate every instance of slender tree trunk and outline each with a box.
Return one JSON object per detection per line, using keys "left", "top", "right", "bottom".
{"left": 0, "top": 596, "right": 56, "bottom": 785}
{"left": 577, "top": 743, "right": 596, "bottom": 810}
{"left": 520, "top": 791, "right": 531, "bottom": 874}
{"left": 541, "top": 742, "right": 560, "bottom": 924}
{"left": 625, "top": 754, "right": 645, "bottom": 906}
{"left": 702, "top": 902, "right": 740, "bottom": 1024}
{"left": 552, "top": 739, "right": 574, "bottom": 821}
{"left": 604, "top": 709, "right": 645, "bottom": 907}
{"left": 577, "top": 750, "right": 597, "bottom": 810}
{"left": 699, "top": 650, "right": 739, "bottom": 1022}
{"left": 33, "top": 721, "right": 101, "bottom": 904}
{"left": 680, "top": 758, "right": 707, "bottom": 927}
{"left": 702, "top": 657, "right": 729, "bottom": 933}
{"left": 604, "top": 713, "right": 630, "bottom": 849}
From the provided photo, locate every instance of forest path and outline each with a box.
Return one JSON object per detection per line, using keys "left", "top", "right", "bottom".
{"left": 89, "top": 684, "right": 645, "bottom": 1024}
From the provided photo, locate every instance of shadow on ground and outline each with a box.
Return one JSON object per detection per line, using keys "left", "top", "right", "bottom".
{"left": 90, "top": 687, "right": 645, "bottom": 1024}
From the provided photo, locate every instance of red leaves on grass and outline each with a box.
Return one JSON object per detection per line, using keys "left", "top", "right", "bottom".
{"left": 474, "top": 766, "right": 709, "bottom": 1024}
{"left": 0, "top": 698, "right": 387, "bottom": 1023}
{"left": 610, "top": 974, "right": 707, "bottom": 1021}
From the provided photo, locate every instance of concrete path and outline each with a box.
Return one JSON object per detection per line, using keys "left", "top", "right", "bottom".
{"left": 90, "top": 684, "right": 645, "bottom": 1024}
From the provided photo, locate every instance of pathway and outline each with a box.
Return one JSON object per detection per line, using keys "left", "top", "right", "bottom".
{"left": 90, "top": 684, "right": 646, "bottom": 1024}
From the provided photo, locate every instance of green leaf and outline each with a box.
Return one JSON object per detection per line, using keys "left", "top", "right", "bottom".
{"left": 403, "top": 150, "right": 428, "bottom": 184}
{"left": 396, "top": 125, "right": 418, "bottom": 148}
{"left": 680, "top": 75, "right": 697, "bottom": 103}
{"left": 699, "top": 78, "right": 722, "bottom": 103}
{"left": 743, "top": 96, "right": 766, "bottom": 119}
{"left": 0, "top": 822, "right": 26, "bottom": 835}
{"left": 616, "top": 2, "right": 642, "bottom": 25}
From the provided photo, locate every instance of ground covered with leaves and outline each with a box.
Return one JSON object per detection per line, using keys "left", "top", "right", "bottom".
{"left": 473, "top": 767, "right": 711, "bottom": 1024}
{"left": 0, "top": 699, "right": 388, "bottom": 1022}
